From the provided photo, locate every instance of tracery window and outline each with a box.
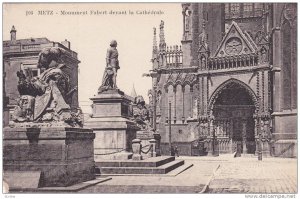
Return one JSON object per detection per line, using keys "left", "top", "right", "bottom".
{"left": 225, "top": 3, "right": 263, "bottom": 19}
{"left": 243, "top": 3, "right": 253, "bottom": 17}
{"left": 254, "top": 3, "right": 263, "bottom": 17}
{"left": 230, "top": 3, "right": 240, "bottom": 18}
{"left": 225, "top": 4, "right": 230, "bottom": 18}
{"left": 281, "top": 21, "right": 292, "bottom": 109}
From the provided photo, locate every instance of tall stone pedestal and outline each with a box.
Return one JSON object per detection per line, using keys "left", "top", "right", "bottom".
{"left": 3, "top": 127, "right": 95, "bottom": 188}
{"left": 85, "top": 89, "right": 139, "bottom": 160}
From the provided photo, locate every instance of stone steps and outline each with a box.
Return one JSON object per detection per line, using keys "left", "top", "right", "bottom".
{"left": 95, "top": 156, "right": 175, "bottom": 168}
{"left": 79, "top": 184, "right": 202, "bottom": 193}
{"left": 96, "top": 156, "right": 186, "bottom": 175}
{"left": 99, "top": 160, "right": 184, "bottom": 175}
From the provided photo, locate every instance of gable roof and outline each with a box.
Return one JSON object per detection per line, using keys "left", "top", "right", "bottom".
{"left": 214, "top": 21, "right": 257, "bottom": 58}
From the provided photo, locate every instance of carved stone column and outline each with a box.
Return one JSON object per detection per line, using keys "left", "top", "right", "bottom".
{"left": 261, "top": 113, "right": 271, "bottom": 157}
{"left": 242, "top": 118, "right": 247, "bottom": 154}
{"left": 207, "top": 117, "right": 219, "bottom": 156}
{"left": 182, "top": 86, "right": 185, "bottom": 122}
{"left": 254, "top": 113, "right": 262, "bottom": 160}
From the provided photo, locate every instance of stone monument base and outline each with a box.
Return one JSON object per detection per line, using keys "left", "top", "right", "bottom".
{"left": 3, "top": 127, "right": 95, "bottom": 187}
{"left": 94, "top": 151, "right": 133, "bottom": 161}
{"left": 85, "top": 89, "right": 139, "bottom": 161}
{"left": 136, "top": 130, "right": 161, "bottom": 158}
{"left": 85, "top": 117, "right": 137, "bottom": 160}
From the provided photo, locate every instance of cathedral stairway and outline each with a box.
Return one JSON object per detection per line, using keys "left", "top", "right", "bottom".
{"left": 95, "top": 156, "right": 193, "bottom": 176}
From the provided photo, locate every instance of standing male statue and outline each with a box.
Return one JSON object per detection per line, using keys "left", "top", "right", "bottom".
{"left": 98, "top": 40, "right": 120, "bottom": 93}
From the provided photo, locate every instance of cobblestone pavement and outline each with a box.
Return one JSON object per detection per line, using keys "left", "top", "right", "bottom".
{"left": 80, "top": 158, "right": 219, "bottom": 193}
{"left": 208, "top": 157, "right": 297, "bottom": 193}
{"left": 79, "top": 155, "right": 297, "bottom": 194}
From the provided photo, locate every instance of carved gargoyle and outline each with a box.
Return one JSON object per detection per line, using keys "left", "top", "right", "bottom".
{"left": 12, "top": 47, "right": 82, "bottom": 127}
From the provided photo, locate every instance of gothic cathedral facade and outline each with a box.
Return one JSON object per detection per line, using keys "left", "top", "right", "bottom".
{"left": 148, "top": 3, "right": 297, "bottom": 157}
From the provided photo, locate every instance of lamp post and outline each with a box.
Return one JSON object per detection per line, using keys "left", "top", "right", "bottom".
{"left": 169, "top": 101, "right": 172, "bottom": 155}
{"left": 143, "top": 71, "right": 162, "bottom": 156}
{"left": 142, "top": 71, "right": 158, "bottom": 130}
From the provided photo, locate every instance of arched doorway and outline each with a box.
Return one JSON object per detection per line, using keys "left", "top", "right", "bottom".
{"left": 209, "top": 79, "right": 257, "bottom": 154}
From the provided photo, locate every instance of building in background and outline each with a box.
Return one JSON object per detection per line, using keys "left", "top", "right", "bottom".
{"left": 3, "top": 26, "right": 80, "bottom": 126}
{"left": 148, "top": 3, "right": 297, "bottom": 157}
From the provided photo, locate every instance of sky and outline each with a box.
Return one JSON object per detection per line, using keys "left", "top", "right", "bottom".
{"left": 3, "top": 3, "right": 182, "bottom": 113}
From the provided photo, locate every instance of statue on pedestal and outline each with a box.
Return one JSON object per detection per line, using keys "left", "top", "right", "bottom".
{"left": 98, "top": 40, "right": 120, "bottom": 93}
{"left": 12, "top": 47, "right": 82, "bottom": 127}
{"left": 133, "top": 96, "right": 152, "bottom": 130}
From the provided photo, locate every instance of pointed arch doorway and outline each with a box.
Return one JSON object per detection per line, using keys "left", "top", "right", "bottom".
{"left": 209, "top": 79, "right": 257, "bottom": 154}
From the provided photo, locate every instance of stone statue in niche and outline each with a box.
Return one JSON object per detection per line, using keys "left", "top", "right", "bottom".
{"left": 98, "top": 40, "right": 120, "bottom": 93}
{"left": 260, "top": 47, "right": 268, "bottom": 63}
{"left": 184, "top": 8, "right": 191, "bottom": 31}
{"left": 133, "top": 95, "right": 152, "bottom": 130}
{"left": 201, "top": 57, "right": 206, "bottom": 69}
{"left": 12, "top": 47, "right": 82, "bottom": 127}
{"left": 156, "top": 91, "right": 161, "bottom": 115}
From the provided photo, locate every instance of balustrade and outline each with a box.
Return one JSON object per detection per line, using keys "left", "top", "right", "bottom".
{"left": 217, "top": 138, "right": 231, "bottom": 154}
{"left": 165, "top": 45, "right": 183, "bottom": 67}
{"left": 207, "top": 53, "right": 258, "bottom": 71}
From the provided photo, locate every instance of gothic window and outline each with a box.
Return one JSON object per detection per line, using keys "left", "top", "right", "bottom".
{"left": 244, "top": 3, "right": 253, "bottom": 12}
{"left": 192, "top": 96, "right": 198, "bottom": 118}
{"left": 243, "top": 3, "right": 253, "bottom": 17}
{"left": 225, "top": 3, "right": 264, "bottom": 19}
{"left": 225, "top": 4, "right": 229, "bottom": 13}
{"left": 184, "top": 84, "right": 191, "bottom": 118}
{"left": 281, "top": 21, "right": 292, "bottom": 110}
{"left": 167, "top": 85, "right": 175, "bottom": 119}
{"left": 176, "top": 84, "right": 183, "bottom": 120}
{"left": 254, "top": 3, "right": 263, "bottom": 17}
{"left": 230, "top": 3, "right": 240, "bottom": 18}
{"left": 254, "top": 3, "right": 263, "bottom": 11}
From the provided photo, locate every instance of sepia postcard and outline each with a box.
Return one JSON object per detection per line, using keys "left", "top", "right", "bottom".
{"left": 1, "top": 2, "right": 298, "bottom": 197}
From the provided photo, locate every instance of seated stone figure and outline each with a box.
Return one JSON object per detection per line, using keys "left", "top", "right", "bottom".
{"left": 12, "top": 47, "right": 81, "bottom": 127}
{"left": 132, "top": 96, "right": 152, "bottom": 130}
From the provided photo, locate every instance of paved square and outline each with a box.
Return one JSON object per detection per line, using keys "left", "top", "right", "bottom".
{"left": 79, "top": 155, "right": 297, "bottom": 194}
{"left": 208, "top": 156, "right": 297, "bottom": 193}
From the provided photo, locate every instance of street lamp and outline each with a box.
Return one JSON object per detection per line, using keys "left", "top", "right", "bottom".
{"left": 169, "top": 101, "right": 172, "bottom": 156}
